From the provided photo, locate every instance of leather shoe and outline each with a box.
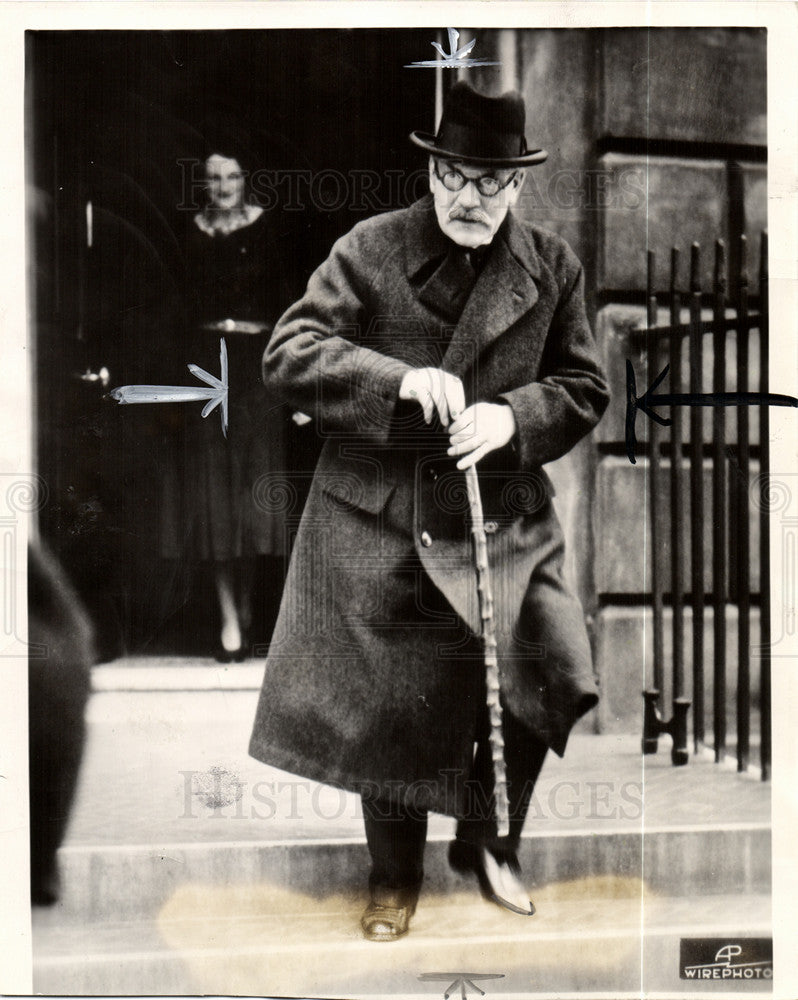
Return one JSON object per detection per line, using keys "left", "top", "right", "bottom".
{"left": 360, "top": 886, "right": 418, "bottom": 942}
{"left": 449, "top": 839, "right": 535, "bottom": 915}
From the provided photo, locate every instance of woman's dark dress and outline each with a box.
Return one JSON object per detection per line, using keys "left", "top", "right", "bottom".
{"left": 160, "top": 210, "right": 292, "bottom": 562}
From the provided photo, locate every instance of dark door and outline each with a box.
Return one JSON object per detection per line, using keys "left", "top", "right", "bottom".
{"left": 28, "top": 29, "right": 437, "bottom": 658}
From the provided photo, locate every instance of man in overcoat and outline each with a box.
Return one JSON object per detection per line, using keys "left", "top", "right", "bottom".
{"left": 249, "top": 82, "right": 610, "bottom": 941}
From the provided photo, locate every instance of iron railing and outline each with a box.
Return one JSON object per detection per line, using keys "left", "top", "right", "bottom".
{"left": 635, "top": 234, "right": 770, "bottom": 779}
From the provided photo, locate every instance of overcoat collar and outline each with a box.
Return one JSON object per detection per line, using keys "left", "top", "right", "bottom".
{"left": 403, "top": 195, "right": 541, "bottom": 373}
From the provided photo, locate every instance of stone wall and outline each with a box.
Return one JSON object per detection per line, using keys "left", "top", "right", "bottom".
{"left": 473, "top": 27, "right": 767, "bottom": 733}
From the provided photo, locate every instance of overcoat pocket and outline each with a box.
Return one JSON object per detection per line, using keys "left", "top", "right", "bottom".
{"left": 318, "top": 470, "right": 396, "bottom": 515}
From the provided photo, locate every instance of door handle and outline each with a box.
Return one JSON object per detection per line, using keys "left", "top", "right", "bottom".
{"left": 74, "top": 367, "right": 110, "bottom": 388}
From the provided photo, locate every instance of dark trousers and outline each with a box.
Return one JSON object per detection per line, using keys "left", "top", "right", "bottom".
{"left": 362, "top": 711, "right": 548, "bottom": 893}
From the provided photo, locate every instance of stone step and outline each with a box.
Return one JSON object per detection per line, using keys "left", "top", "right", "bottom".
{"left": 32, "top": 673, "right": 773, "bottom": 995}
{"left": 32, "top": 889, "right": 772, "bottom": 996}
{"left": 50, "top": 821, "right": 770, "bottom": 925}
{"left": 66, "top": 690, "right": 770, "bottom": 851}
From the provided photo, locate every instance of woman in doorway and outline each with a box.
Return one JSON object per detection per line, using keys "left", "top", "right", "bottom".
{"left": 160, "top": 142, "right": 293, "bottom": 660}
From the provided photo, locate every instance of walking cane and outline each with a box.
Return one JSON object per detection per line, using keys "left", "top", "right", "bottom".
{"left": 464, "top": 464, "right": 510, "bottom": 838}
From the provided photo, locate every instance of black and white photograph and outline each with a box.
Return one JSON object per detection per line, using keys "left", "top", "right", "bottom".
{"left": 2, "top": 3, "right": 797, "bottom": 998}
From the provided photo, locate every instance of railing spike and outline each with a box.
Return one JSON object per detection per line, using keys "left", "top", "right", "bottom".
{"left": 670, "top": 247, "right": 680, "bottom": 292}
{"left": 690, "top": 242, "right": 701, "bottom": 292}
{"left": 714, "top": 239, "right": 726, "bottom": 295}
{"left": 739, "top": 233, "right": 749, "bottom": 287}
{"left": 647, "top": 250, "right": 656, "bottom": 302}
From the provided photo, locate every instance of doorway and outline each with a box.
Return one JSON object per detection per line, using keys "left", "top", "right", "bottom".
{"left": 27, "top": 29, "right": 437, "bottom": 659}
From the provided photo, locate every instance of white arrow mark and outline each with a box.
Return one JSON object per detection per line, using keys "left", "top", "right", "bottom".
{"left": 110, "top": 338, "right": 229, "bottom": 437}
{"left": 406, "top": 27, "right": 500, "bottom": 68}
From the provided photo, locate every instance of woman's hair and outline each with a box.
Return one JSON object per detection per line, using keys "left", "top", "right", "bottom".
{"left": 204, "top": 145, "right": 254, "bottom": 176}
{"left": 196, "top": 120, "right": 257, "bottom": 200}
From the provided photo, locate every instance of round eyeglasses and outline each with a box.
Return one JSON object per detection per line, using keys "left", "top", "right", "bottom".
{"left": 433, "top": 161, "right": 517, "bottom": 198}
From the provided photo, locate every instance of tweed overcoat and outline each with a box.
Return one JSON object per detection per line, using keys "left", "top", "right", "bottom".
{"left": 249, "top": 194, "right": 610, "bottom": 817}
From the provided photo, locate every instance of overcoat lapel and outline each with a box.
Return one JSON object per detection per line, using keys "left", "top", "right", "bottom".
{"left": 404, "top": 196, "right": 460, "bottom": 319}
{"left": 403, "top": 196, "right": 543, "bottom": 380}
{"left": 416, "top": 251, "right": 477, "bottom": 322}
{"left": 443, "top": 212, "right": 541, "bottom": 376}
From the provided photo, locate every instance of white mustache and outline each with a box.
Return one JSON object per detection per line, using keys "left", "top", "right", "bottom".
{"left": 449, "top": 208, "right": 490, "bottom": 225}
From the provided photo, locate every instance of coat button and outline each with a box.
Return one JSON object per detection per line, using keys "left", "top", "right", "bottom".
{"left": 484, "top": 521, "right": 498, "bottom": 534}
{"left": 420, "top": 530, "right": 433, "bottom": 547}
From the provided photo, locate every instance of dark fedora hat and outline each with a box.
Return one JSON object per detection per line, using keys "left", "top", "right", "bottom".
{"left": 410, "top": 81, "right": 547, "bottom": 168}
